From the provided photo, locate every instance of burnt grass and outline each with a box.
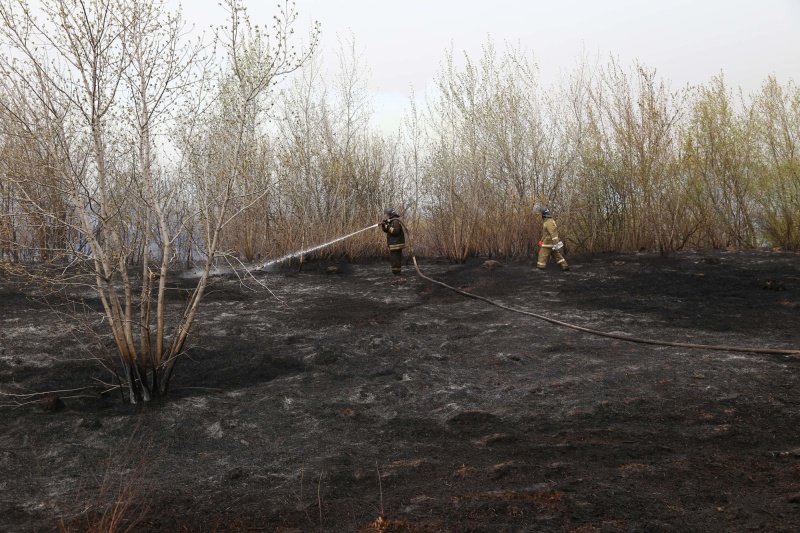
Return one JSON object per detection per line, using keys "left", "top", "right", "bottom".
{"left": 1, "top": 249, "right": 799, "bottom": 532}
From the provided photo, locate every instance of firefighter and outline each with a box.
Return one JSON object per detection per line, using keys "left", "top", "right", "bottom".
{"left": 536, "top": 206, "right": 570, "bottom": 271}
{"left": 380, "top": 208, "right": 406, "bottom": 276}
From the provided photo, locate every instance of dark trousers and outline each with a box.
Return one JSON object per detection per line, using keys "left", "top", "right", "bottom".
{"left": 389, "top": 249, "right": 403, "bottom": 275}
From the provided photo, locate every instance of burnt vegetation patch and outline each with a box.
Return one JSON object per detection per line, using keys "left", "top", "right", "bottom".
{"left": 1, "top": 251, "right": 799, "bottom": 532}
{"left": 561, "top": 251, "right": 800, "bottom": 333}
{"left": 175, "top": 343, "right": 308, "bottom": 395}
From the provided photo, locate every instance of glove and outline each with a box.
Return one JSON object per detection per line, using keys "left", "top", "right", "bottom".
{"left": 553, "top": 241, "right": 564, "bottom": 250}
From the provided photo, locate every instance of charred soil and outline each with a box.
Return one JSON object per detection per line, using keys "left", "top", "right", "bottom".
{"left": 1, "top": 250, "right": 799, "bottom": 532}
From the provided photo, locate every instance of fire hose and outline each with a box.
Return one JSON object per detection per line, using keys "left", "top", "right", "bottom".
{"left": 259, "top": 221, "right": 798, "bottom": 356}
{"left": 410, "top": 257, "right": 800, "bottom": 357}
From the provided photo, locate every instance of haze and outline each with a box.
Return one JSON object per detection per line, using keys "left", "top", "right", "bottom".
{"left": 178, "top": 0, "right": 800, "bottom": 132}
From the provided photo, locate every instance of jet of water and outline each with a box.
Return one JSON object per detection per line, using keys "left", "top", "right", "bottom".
{"left": 257, "top": 223, "right": 380, "bottom": 271}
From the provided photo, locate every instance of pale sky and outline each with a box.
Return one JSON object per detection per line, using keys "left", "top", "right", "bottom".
{"left": 186, "top": 0, "right": 800, "bottom": 132}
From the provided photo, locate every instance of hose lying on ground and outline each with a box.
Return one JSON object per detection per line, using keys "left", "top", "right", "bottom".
{"left": 411, "top": 257, "right": 800, "bottom": 356}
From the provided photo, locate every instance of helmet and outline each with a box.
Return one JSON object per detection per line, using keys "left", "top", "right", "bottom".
{"left": 384, "top": 208, "right": 397, "bottom": 218}
{"left": 537, "top": 206, "right": 552, "bottom": 219}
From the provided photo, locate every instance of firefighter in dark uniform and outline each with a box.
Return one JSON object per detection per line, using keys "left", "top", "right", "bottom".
{"left": 536, "top": 206, "right": 569, "bottom": 271}
{"left": 380, "top": 208, "right": 406, "bottom": 276}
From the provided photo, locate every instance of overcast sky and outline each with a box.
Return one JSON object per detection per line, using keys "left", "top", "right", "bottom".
{"left": 184, "top": 0, "right": 800, "bottom": 132}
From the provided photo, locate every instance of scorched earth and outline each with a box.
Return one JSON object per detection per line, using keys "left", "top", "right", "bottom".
{"left": 0, "top": 249, "right": 799, "bottom": 532}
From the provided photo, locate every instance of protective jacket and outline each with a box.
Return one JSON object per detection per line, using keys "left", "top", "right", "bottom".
{"left": 537, "top": 217, "right": 569, "bottom": 270}
{"left": 381, "top": 217, "right": 406, "bottom": 251}
{"left": 539, "top": 218, "right": 560, "bottom": 248}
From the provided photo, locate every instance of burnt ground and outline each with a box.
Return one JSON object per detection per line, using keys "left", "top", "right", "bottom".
{"left": 1, "top": 249, "right": 799, "bottom": 532}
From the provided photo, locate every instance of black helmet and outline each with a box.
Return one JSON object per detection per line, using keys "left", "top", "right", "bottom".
{"left": 537, "top": 206, "right": 552, "bottom": 219}
{"left": 384, "top": 208, "right": 397, "bottom": 218}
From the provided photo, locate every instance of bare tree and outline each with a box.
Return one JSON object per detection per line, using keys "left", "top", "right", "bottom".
{"left": 570, "top": 58, "right": 691, "bottom": 254}
{"left": 0, "top": 0, "right": 145, "bottom": 400}
{"left": 0, "top": 0, "right": 318, "bottom": 403}
{"left": 400, "top": 87, "right": 426, "bottom": 248}
{"left": 681, "top": 74, "right": 756, "bottom": 248}
{"left": 156, "top": 0, "right": 319, "bottom": 395}
{"left": 271, "top": 32, "right": 389, "bottom": 262}
{"left": 750, "top": 75, "right": 800, "bottom": 250}
{"left": 119, "top": 0, "right": 207, "bottom": 399}
{"left": 424, "top": 45, "right": 489, "bottom": 262}
{"left": 422, "top": 40, "right": 553, "bottom": 261}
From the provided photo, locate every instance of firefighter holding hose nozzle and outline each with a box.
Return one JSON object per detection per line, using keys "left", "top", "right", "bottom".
{"left": 380, "top": 208, "right": 406, "bottom": 278}
{"left": 536, "top": 206, "right": 570, "bottom": 271}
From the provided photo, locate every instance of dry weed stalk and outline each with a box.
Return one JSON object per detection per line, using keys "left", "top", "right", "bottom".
{"left": 58, "top": 453, "right": 151, "bottom": 532}
{"left": 57, "top": 426, "right": 153, "bottom": 532}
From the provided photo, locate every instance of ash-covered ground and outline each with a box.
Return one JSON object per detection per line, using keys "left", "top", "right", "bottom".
{"left": 1, "top": 250, "right": 799, "bottom": 532}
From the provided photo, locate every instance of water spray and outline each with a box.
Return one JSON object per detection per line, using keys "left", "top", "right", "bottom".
{"left": 258, "top": 223, "right": 379, "bottom": 271}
